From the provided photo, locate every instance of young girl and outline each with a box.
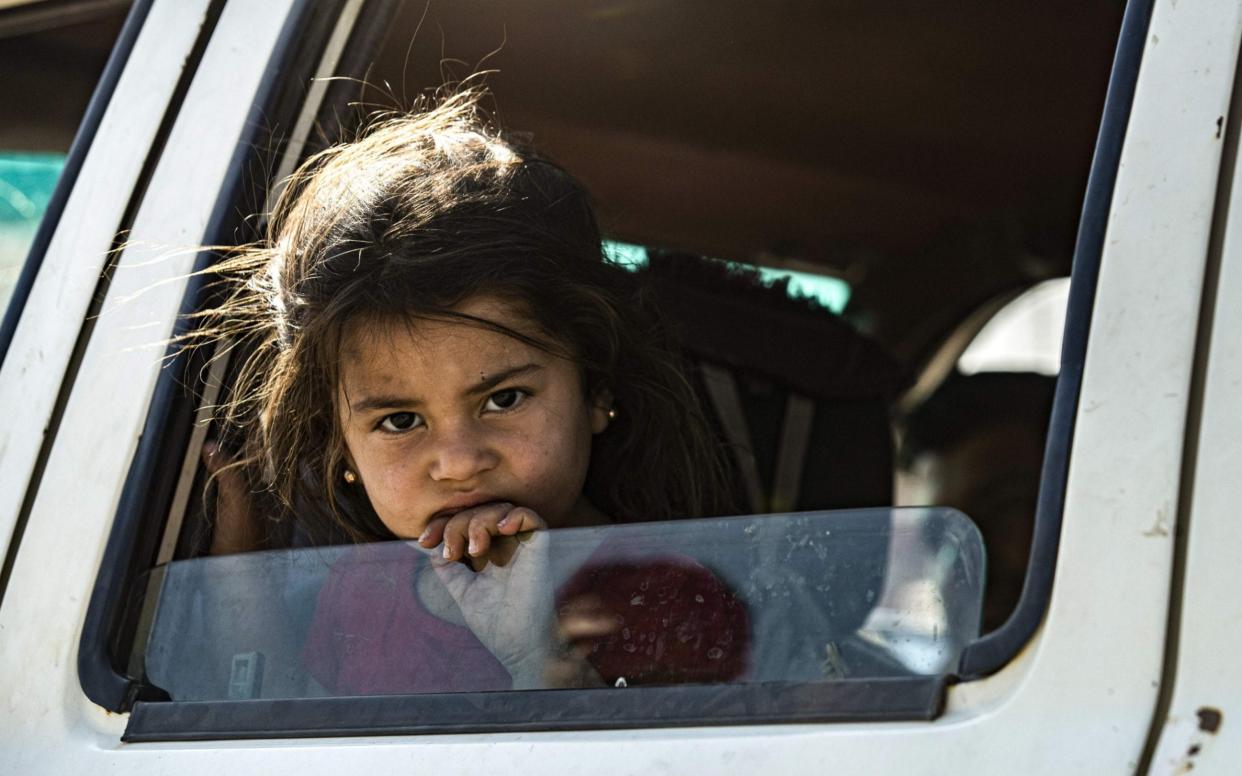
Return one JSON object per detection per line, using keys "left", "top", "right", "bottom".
{"left": 200, "top": 91, "right": 748, "bottom": 693}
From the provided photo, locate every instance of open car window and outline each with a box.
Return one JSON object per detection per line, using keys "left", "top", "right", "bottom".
{"left": 69, "top": 0, "right": 1130, "bottom": 744}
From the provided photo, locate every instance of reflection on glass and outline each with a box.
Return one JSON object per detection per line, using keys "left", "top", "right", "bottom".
{"left": 0, "top": 153, "right": 64, "bottom": 315}
{"left": 142, "top": 508, "right": 983, "bottom": 701}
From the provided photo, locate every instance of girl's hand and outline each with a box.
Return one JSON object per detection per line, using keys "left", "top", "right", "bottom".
{"left": 202, "top": 440, "right": 265, "bottom": 555}
{"left": 420, "top": 503, "right": 608, "bottom": 688}
{"left": 428, "top": 526, "right": 556, "bottom": 688}
{"left": 544, "top": 593, "right": 613, "bottom": 688}
{"left": 417, "top": 502, "right": 546, "bottom": 569}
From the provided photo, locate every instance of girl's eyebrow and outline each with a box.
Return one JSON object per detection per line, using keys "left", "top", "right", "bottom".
{"left": 349, "top": 394, "right": 418, "bottom": 414}
{"left": 465, "top": 362, "right": 542, "bottom": 397}
{"left": 348, "top": 363, "right": 543, "bottom": 414}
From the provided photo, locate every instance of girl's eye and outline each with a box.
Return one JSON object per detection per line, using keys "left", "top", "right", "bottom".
{"left": 484, "top": 388, "right": 528, "bottom": 412}
{"left": 379, "top": 412, "right": 424, "bottom": 433}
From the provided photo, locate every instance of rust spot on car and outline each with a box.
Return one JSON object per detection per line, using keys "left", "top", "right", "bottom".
{"left": 1143, "top": 506, "right": 1170, "bottom": 537}
{"left": 1196, "top": 707, "right": 1222, "bottom": 733}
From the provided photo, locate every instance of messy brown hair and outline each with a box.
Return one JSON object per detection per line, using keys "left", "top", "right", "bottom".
{"left": 196, "top": 91, "right": 736, "bottom": 545}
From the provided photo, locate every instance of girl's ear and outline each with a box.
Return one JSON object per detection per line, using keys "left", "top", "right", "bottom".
{"left": 339, "top": 445, "right": 361, "bottom": 484}
{"left": 590, "top": 389, "right": 615, "bottom": 434}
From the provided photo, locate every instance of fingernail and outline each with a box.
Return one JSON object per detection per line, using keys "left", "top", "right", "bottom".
{"left": 442, "top": 545, "right": 452, "bottom": 559}
{"left": 497, "top": 514, "right": 512, "bottom": 528}
{"left": 467, "top": 538, "right": 479, "bottom": 555}
{"left": 417, "top": 528, "right": 430, "bottom": 544}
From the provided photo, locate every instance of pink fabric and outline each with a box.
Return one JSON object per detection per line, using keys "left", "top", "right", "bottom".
{"left": 302, "top": 542, "right": 511, "bottom": 695}
{"left": 303, "top": 540, "right": 750, "bottom": 695}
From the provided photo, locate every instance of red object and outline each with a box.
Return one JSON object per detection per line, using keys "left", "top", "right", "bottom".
{"left": 558, "top": 555, "right": 750, "bottom": 685}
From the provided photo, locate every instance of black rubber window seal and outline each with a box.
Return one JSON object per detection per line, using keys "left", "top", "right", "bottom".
{"left": 125, "top": 677, "right": 948, "bottom": 743}
{"left": 77, "top": 0, "right": 341, "bottom": 713}
{"left": 956, "top": 0, "right": 1158, "bottom": 678}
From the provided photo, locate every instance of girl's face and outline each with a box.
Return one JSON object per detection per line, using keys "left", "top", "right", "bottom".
{"left": 336, "top": 295, "right": 611, "bottom": 539}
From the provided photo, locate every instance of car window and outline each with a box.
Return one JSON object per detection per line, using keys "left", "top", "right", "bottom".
{"left": 141, "top": 508, "right": 982, "bottom": 701}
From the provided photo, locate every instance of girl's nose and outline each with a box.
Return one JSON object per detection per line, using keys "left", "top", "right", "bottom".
{"left": 427, "top": 422, "right": 499, "bottom": 483}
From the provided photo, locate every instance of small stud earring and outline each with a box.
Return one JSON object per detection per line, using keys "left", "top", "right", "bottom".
{"left": 343, "top": 469, "right": 358, "bottom": 484}
{"left": 607, "top": 407, "right": 618, "bottom": 421}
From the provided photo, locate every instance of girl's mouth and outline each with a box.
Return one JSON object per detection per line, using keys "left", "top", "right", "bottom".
{"left": 430, "top": 496, "right": 506, "bottom": 521}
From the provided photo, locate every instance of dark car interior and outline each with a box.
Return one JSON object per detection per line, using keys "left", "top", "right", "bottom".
{"left": 3, "top": 0, "right": 1124, "bottom": 636}
{"left": 358, "top": 0, "right": 1121, "bottom": 630}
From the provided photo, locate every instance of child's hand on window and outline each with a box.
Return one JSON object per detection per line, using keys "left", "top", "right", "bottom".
{"left": 420, "top": 504, "right": 611, "bottom": 688}
{"left": 429, "top": 525, "right": 558, "bottom": 688}
{"left": 417, "top": 502, "right": 546, "bottom": 567}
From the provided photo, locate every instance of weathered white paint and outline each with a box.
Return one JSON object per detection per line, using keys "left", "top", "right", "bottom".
{"left": 0, "top": 0, "right": 302, "bottom": 766}
{"left": 0, "top": 0, "right": 215, "bottom": 575}
{"left": 1147, "top": 80, "right": 1242, "bottom": 775}
{"left": 1, "top": 0, "right": 1239, "bottom": 772}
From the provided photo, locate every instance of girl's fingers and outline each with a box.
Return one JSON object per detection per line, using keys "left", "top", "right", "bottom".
{"left": 439, "top": 502, "right": 512, "bottom": 560}
{"left": 467, "top": 515, "right": 496, "bottom": 558}
{"left": 557, "top": 594, "right": 618, "bottom": 645}
{"left": 201, "top": 439, "right": 222, "bottom": 472}
{"left": 542, "top": 653, "right": 605, "bottom": 689}
{"left": 436, "top": 503, "right": 548, "bottom": 561}
{"left": 201, "top": 439, "right": 264, "bottom": 555}
{"left": 201, "top": 439, "right": 233, "bottom": 475}
{"left": 418, "top": 516, "right": 449, "bottom": 548}
{"left": 497, "top": 506, "right": 546, "bottom": 535}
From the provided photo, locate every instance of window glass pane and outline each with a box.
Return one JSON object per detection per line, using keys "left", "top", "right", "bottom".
{"left": 143, "top": 507, "right": 982, "bottom": 700}
{"left": 0, "top": 152, "right": 64, "bottom": 316}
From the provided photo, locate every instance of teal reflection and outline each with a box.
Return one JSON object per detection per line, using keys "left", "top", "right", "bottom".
{"left": 602, "top": 239, "right": 850, "bottom": 314}
{"left": 1, "top": 153, "right": 66, "bottom": 313}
